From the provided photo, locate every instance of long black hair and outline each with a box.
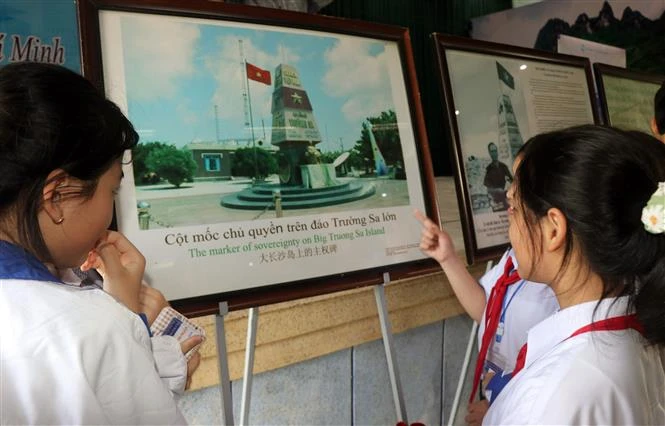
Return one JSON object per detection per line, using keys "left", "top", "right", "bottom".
{"left": 0, "top": 62, "right": 138, "bottom": 261}
{"left": 515, "top": 125, "right": 665, "bottom": 345}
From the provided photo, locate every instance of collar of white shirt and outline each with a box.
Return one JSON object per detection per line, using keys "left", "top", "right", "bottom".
{"left": 523, "top": 295, "right": 632, "bottom": 369}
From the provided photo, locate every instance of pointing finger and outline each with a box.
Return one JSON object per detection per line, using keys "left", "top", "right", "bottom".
{"left": 413, "top": 209, "right": 440, "bottom": 232}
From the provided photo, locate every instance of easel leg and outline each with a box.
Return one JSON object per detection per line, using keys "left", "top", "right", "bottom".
{"left": 240, "top": 307, "right": 259, "bottom": 426}
{"left": 374, "top": 272, "right": 408, "bottom": 424}
{"left": 216, "top": 302, "right": 234, "bottom": 425}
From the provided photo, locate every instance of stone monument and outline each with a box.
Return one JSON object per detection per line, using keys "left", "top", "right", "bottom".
{"left": 271, "top": 64, "right": 322, "bottom": 186}
{"left": 496, "top": 94, "right": 524, "bottom": 165}
{"left": 221, "top": 63, "right": 376, "bottom": 210}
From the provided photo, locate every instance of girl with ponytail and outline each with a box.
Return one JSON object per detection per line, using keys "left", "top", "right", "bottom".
{"left": 484, "top": 125, "right": 665, "bottom": 424}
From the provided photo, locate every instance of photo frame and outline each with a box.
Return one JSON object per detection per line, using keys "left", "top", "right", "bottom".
{"left": 594, "top": 63, "right": 664, "bottom": 133}
{"left": 79, "top": 0, "right": 438, "bottom": 314}
{"left": 431, "top": 34, "right": 599, "bottom": 265}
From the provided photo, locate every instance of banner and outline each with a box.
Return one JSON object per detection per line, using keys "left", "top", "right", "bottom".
{"left": 0, "top": 0, "right": 80, "bottom": 72}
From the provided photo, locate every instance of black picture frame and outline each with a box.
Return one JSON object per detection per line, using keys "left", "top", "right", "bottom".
{"left": 431, "top": 34, "right": 600, "bottom": 265}
{"left": 594, "top": 63, "right": 665, "bottom": 133}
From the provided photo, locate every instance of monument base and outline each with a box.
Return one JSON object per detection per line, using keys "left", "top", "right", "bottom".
{"left": 300, "top": 164, "right": 338, "bottom": 189}
{"left": 220, "top": 181, "right": 375, "bottom": 210}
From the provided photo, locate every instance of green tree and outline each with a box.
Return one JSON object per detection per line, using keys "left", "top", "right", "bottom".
{"left": 132, "top": 141, "right": 169, "bottom": 184}
{"left": 346, "top": 150, "right": 365, "bottom": 171}
{"left": 231, "top": 147, "right": 278, "bottom": 180}
{"left": 319, "top": 150, "right": 341, "bottom": 164}
{"left": 145, "top": 144, "right": 197, "bottom": 188}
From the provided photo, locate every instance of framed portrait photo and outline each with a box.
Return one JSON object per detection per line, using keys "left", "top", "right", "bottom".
{"left": 78, "top": 0, "right": 437, "bottom": 314}
{"left": 594, "top": 63, "right": 665, "bottom": 133}
{"left": 431, "top": 34, "right": 599, "bottom": 265}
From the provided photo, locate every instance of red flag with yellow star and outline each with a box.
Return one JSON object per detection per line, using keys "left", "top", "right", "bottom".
{"left": 246, "top": 62, "right": 271, "bottom": 85}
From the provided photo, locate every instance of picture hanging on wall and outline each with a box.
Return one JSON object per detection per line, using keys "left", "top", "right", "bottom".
{"left": 431, "top": 34, "right": 600, "bottom": 265}
{"left": 78, "top": 0, "right": 438, "bottom": 314}
{"left": 594, "top": 63, "right": 665, "bottom": 134}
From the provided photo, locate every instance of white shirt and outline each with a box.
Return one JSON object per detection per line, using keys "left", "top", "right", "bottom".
{"left": 59, "top": 267, "right": 189, "bottom": 395}
{"left": 0, "top": 279, "right": 186, "bottom": 424}
{"left": 477, "top": 249, "right": 559, "bottom": 402}
{"left": 484, "top": 296, "right": 665, "bottom": 425}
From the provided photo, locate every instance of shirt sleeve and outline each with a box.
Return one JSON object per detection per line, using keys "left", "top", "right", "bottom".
{"left": 483, "top": 164, "right": 492, "bottom": 187}
{"left": 151, "top": 335, "right": 188, "bottom": 396}
{"left": 90, "top": 316, "right": 186, "bottom": 424}
{"left": 478, "top": 250, "right": 511, "bottom": 298}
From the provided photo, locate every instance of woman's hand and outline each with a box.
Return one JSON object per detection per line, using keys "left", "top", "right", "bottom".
{"left": 414, "top": 209, "right": 456, "bottom": 265}
{"left": 465, "top": 399, "right": 489, "bottom": 426}
{"left": 139, "top": 284, "right": 170, "bottom": 326}
{"left": 81, "top": 231, "right": 145, "bottom": 312}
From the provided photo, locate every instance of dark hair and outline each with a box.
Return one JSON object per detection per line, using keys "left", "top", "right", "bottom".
{"left": 515, "top": 125, "right": 665, "bottom": 345}
{"left": 655, "top": 81, "right": 665, "bottom": 134}
{"left": 0, "top": 62, "right": 138, "bottom": 261}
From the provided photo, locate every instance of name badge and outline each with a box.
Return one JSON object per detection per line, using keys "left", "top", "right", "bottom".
{"left": 495, "top": 322, "right": 504, "bottom": 343}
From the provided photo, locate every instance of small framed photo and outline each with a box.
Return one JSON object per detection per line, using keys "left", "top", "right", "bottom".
{"left": 432, "top": 34, "right": 599, "bottom": 265}
{"left": 594, "top": 63, "right": 664, "bottom": 133}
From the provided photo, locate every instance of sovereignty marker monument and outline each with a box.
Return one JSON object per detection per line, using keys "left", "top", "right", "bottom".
{"left": 221, "top": 63, "right": 375, "bottom": 210}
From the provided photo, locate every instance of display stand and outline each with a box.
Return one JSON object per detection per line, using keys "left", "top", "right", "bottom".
{"left": 374, "top": 272, "right": 408, "bottom": 424}
{"left": 215, "top": 302, "right": 235, "bottom": 425}
{"left": 447, "top": 260, "right": 493, "bottom": 426}
{"left": 217, "top": 271, "right": 412, "bottom": 425}
{"left": 239, "top": 307, "right": 259, "bottom": 425}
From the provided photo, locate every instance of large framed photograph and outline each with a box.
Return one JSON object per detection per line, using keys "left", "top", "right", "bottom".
{"left": 594, "top": 63, "right": 665, "bottom": 133}
{"left": 79, "top": 0, "right": 437, "bottom": 314}
{"left": 432, "top": 34, "right": 599, "bottom": 265}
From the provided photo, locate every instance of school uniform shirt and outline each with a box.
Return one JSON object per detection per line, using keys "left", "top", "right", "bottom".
{"left": 0, "top": 242, "right": 186, "bottom": 424}
{"left": 484, "top": 296, "right": 665, "bottom": 425}
{"left": 59, "top": 267, "right": 189, "bottom": 396}
{"left": 477, "top": 249, "right": 559, "bottom": 402}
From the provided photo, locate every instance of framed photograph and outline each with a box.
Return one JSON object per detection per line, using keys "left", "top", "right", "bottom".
{"left": 79, "top": 0, "right": 438, "bottom": 314}
{"left": 432, "top": 34, "right": 599, "bottom": 265}
{"left": 594, "top": 63, "right": 665, "bottom": 133}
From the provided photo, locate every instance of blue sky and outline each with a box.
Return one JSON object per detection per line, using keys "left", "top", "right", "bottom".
{"left": 119, "top": 14, "right": 397, "bottom": 153}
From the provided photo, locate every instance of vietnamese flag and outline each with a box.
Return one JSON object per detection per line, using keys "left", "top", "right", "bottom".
{"left": 246, "top": 62, "right": 271, "bottom": 86}
{"left": 496, "top": 61, "right": 515, "bottom": 90}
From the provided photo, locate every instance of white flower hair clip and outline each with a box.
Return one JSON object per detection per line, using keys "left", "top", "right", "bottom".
{"left": 641, "top": 182, "right": 665, "bottom": 234}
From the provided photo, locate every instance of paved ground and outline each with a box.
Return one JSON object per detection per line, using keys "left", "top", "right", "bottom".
{"left": 134, "top": 176, "right": 410, "bottom": 229}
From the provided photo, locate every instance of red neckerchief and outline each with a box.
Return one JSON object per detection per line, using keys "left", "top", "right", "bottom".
{"left": 469, "top": 257, "right": 521, "bottom": 403}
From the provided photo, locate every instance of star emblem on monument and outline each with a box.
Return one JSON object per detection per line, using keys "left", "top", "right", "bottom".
{"left": 291, "top": 92, "right": 303, "bottom": 104}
